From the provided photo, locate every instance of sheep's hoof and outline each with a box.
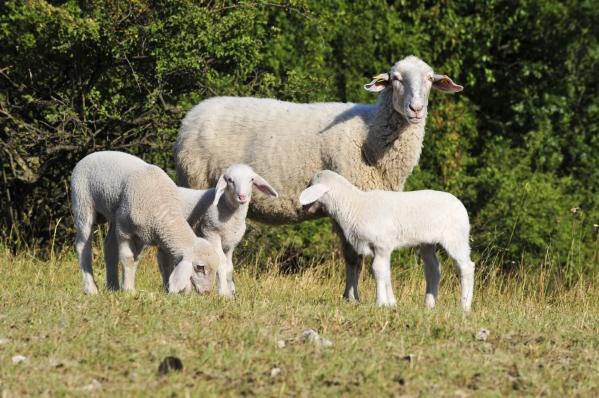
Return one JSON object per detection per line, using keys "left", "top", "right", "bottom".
{"left": 424, "top": 294, "right": 436, "bottom": 309}
{"left": 376, "top": 301, "right": 396, "bottom": 308}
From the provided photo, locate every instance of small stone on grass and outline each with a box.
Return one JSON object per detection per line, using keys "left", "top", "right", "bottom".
{"left": 158, "top": 356, "right": 183, "bottom": 375}
{"left": 12, "top": 355, "right": 26, "bottom": 364}
{"left": 270, "top": 367, "right": 281, "bottom": 377}
{"left": 81, "top": 379, "right": 102, "bottom": 391}
{"left": 302, "top": 329, "right": 333, "bottom": 347}
{"left": 276, "top": 339, "right": 286, "bottom": 349}
{"left": 475, "top": 328, "right": 490, "bottom": 341}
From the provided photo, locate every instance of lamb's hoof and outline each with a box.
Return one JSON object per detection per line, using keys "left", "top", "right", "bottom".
{"left": 376, "top": 301, "right": 396, "bottom": 308}
{"left": 84, "top": 284, "right": 99, "bottom": 295}
{"left": 218, "top": 291, "right": 236, "bottom": 300}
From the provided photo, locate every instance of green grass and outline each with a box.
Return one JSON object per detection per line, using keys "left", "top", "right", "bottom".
{"left": 1, "top": 246, "right": 598, "bottom": 397}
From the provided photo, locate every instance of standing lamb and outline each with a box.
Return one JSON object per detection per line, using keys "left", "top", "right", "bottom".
{"left": 299, "top": 170, "right": 475, "bottom": 311}
{"left": 70, "top": 151, "right": 219, "bottom": 294}
{"left": 175, "top": 55, "right": 463, "bottom": 301}
{"left": 156, "top": 164, "right": 278, "bottom": 297}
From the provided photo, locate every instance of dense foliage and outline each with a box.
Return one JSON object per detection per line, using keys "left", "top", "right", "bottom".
{"left": 1, "top": 1, "right": 597, "bottom": 272}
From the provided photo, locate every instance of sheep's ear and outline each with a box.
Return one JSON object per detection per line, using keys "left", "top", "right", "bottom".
{"left": 213, "top": 175, "right": 227, "bottom": 206}
{"left": 432, "top": 74, "right": 463, "bottom": 93}
{"left": 253, "top": 174, "right": 278, "bottom": 198}
{"left": 168, "top": 260, "right": 193, "bottom": 293}
{"left": 364, "top": 73, "right": 390, "bottom": 92}
{"left": 299, "top": 183, "right": 329, "bottom": 205}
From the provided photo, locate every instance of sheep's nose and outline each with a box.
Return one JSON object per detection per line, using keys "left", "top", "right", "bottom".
{"left": 409, "top": 103, "right": 423, "bottom": 113}
{"left": 238, "top": 193, "right": 247, "bottom": 202}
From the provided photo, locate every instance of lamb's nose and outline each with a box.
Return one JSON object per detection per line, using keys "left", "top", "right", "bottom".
{"left": 409, "top": 103, "right": 423, "bottom": 112}
{"left": 238, "top": 194, "right": 247, "bottom": 202}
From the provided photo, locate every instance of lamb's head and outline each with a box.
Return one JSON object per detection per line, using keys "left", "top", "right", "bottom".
{"left": 213, "top": 164, "right": 278, "bottom": 207}
{"left": 168, "top": 238, "right": 219, "bottom": 294}
{"left": 299, "top": 170, "right": 348, "bottom": 215}
{"left": 364, "top": 55, "right": 463, "bottom": 124}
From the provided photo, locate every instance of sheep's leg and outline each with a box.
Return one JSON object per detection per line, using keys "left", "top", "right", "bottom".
{"left": 372, "top": 249, "right": 395, "bottom": 307}
{"left": 118, "top": 237, "right": 142, "bottom": 292}
{"left": 104, "top": 224, "right": 119, "bottom": 291}
{"left": 75, "top": 221, "right": 98, "bottom": 294}
{"left": 224, "top": 248, "right": 236, "bottom": 296}
{"left": 156, "top": 248, "right": 173, "bottom": 292}
{"left": 420, "top": 244, "right": 441, "bottom": 309}
{"left": 443, "top": 239, "right": 475, "bottom": 312}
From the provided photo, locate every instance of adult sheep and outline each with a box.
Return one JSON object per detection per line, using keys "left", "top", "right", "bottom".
{"left": 175, "top": 55, "right": 463, "bottom": 302}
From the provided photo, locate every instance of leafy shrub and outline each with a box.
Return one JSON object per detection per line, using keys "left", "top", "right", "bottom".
{"left": 1, "top": 1, "right": 596, "bottom": 273}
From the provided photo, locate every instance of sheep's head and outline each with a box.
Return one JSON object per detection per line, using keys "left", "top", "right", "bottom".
{"left": 168, "top": 238, "right": 219, "bottom": 294}
{"left": 299, "top": 170, "right": 344, "bottom": 214}
{"left": 364, "top": 56, "right": 463, "bottom": 124}
{"left": 213, "top": 164, "right": 278, "bottom": 207}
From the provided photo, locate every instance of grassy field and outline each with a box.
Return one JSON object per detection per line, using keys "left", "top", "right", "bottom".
{"left": 1, "top": 245, "right": 598, "bottom": 397}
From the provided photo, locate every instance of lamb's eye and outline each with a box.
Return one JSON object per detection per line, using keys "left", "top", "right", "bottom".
{"left": 427, "top": 75, "right": 434, "bottom": 82}
{"left": 193, "top": 264, "right": 206, "bottom": 274}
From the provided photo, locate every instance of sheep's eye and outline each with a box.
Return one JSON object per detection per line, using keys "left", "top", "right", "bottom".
{"left": 392, "top": 75, "right": 402, "bottom": 82}
{"left": 193, "top": 264, "right": 206, "bottom": 274}
{"left": 427, "top": 75, "right": 434, "bottom": 82}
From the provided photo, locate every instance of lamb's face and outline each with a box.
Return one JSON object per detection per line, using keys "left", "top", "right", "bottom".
{"left": 223, "top": 164, "right": 256, "bottom": 205}
{"left": 214, "top": 164, "right": 278, "bottom": 207}
{"left": 363, "top": 55, "right": 463, "bottom": 125}
{"left": 299, "top": 170, "right": 337, "bottom": 214}
{"left": 189, "top": 239, "right": 219, "bottom": 294}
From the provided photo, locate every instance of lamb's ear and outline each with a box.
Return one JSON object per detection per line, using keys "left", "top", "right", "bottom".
{"left": 168, "top": 260, "right": 193, "bottom": 293}
{"left": 299, "top": 183, "right": 329, "bottom": 205}
{"left": 432, "top": 74, "right": 463, "bottom": 93}
{"left": 213, "top": 175, "right": 227, "bottom": 206}
{"left": 364, "top": 73, "right": 390, "bottom": 92}
{"left": 253, "top": 174, "right": 278, "bottom": 198}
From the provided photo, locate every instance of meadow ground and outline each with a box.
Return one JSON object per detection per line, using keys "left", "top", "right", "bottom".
{"left": 0, "top": 245, "right": 597, "bottom": 397}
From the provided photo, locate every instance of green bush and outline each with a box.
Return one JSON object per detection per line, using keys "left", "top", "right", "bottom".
{"left": 1, "top": 1, "right": 597, "bottom": 273}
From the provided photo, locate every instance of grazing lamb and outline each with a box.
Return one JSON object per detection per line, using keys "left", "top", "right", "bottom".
{"left": 299, "top": 170, "right": 474, "bottom": 311}
{"left": 70, "top": 151, "right": 219, "bottom": 294}
{"left": 157, "top": 164, "right": 278, "bottom": 297}
{"left": 175, "top": 55, "right": 463, "bottom": 302}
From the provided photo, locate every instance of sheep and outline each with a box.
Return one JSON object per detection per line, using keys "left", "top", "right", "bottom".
{"left": 70, "top": 151, "right": 220, "bottom": 294}
{"left": 174, "top": 55, "right": 463, "bottom": 302}
{"left": 299, "top": 170, "right": 475, "bottom": 311}
{"left": 156, "top": 164, "right": 278, "bottom": 298}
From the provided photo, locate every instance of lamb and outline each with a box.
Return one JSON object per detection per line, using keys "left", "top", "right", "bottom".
{"left": 70, "top": 151, "right": 220, "bottom": 294}
{"left": 174, "top": 55, "right": 463, "bottom": 301}
{"left": 299, "top": 170, "right": 475, "bottom": 311}
{"left": 156, "top": 164, "right": 278, "bottom": 297}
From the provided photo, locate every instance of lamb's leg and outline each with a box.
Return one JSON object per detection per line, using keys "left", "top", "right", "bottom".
{"left": 118, "top": 237, "right": 142, "bottom": 292}
{"left": 443, "top": 239, "right": 475, "bottom": 312}
{"left": 224, "top": 248, "right": 236, "bottom": 296}
{"left": 75, "top": 221, "right": 98, "bottom": 294}
{"left": 420, "top": 244, "right": 441, "bottom": 309}
{"left": 104, "top": 224, "right": 119, "bottom": 291}
{"left": 156, "top": 248, "right": 173, "bottom": 292}
{"left": 372, "top": 249, "right": 395, "bottom": 307}
{"left": 455, "top": 257, "right": 475, "bottom": 312}
{"left": 207, "top": 235, "right": 233, "bottom": 298}
{"left": 333, "top": 222, "right": 362, "bottom": 301}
